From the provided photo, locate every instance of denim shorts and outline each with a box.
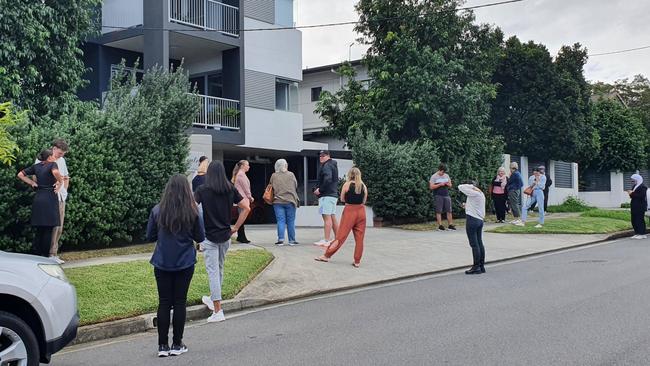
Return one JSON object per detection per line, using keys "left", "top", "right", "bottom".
{"left": 319, "top": 196, "right": 338, "bottom": 215}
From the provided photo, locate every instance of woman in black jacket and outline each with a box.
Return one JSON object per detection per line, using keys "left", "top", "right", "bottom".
{"left": 627, "top": 174, "right": 647, "bottom": 239}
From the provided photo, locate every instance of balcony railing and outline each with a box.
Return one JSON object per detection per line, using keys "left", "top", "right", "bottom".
{"left": 192, "top": 94, "right": 240, "bottom": 130}
{"left": 169, "top": 0, "right": 239, "bottom": 37}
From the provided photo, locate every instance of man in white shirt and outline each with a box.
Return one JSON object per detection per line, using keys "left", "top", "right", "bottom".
{"left": 36, "top": 139, "right": 69, "bottom": 264}
{"left": 458, "top": 181, "right": 486, "bottom": 275}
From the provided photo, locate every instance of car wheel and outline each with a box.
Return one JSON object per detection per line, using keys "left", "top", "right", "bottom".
{"left": 0, "top": 310, "right": 39, "bottom": 366}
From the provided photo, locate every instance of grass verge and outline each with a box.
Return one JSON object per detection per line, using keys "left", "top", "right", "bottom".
{"left": 65, "top": 249, "right": 273, "bottom": 326}
{"left": 488, "top": 216, "right": 631, "bottom": 234}
{"left": 61, "top": 243, "right": 156, "bottom": 262}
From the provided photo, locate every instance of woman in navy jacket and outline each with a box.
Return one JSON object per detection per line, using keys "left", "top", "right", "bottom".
{"left": 147, "top": 174, "right": 205, "bottom": 357}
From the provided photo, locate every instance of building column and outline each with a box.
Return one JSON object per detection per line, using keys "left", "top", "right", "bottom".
{"left": 143, "top": 0, "right": 169, "bottom": 71}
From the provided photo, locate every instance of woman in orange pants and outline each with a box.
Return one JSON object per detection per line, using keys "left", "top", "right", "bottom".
{"left": 315, "top": 167, "right": 368, "bottom": 267}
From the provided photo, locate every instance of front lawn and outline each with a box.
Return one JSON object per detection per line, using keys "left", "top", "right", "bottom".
{"left": 65, "top": 249, "right": 273, "bottom": 325}
{"left": 488, "top": 216, "right": 631, "bottom": 234}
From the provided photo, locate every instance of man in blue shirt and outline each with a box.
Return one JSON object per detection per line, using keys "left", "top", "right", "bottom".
{"left": 506, "top": 162, "right": 524, "bottom": 224}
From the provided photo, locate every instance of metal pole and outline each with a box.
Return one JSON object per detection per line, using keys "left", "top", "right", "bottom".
{"left": 303, "top": 156, "right": 308, "bottom": 206}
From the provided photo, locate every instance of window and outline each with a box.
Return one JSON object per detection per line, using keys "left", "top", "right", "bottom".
{"left": 275, "top": 79, "right": 299, "bottom": 112}
{"left": 189, "top": 72, "right": 223, "bottom": 97}
{"left": 554, "top": 161, "right": 574, "bottom": 189}
{"left": 579, "top": 169, "right": 611, "bottom": 192}
{"left": 311, "top": 87, "right": 323, "bottom": 102}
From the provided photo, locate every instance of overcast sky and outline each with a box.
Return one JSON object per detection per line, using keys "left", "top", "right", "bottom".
{"left": 297, "top": 0, "right": 650, "bottom": 83}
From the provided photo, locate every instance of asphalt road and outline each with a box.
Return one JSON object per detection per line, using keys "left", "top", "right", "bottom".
{"left": 52, "top": 238, "right": 650, "bottom": 366}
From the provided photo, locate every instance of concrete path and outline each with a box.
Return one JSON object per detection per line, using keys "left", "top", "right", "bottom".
{"left": 236, "top": 224, "right": 608, "bottom": 302}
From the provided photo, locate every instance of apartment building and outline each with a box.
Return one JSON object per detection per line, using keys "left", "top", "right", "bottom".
{"left": 80, "top": 0, "right": 327, "bottom": 219}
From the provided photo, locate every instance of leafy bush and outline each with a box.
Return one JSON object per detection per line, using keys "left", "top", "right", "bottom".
{"left": 620, "top": 202, "right": 631, "bottom": 209}
{"left": 350, "top": 132, "right": 438, "bottom": 220}
{"left": 0, "top": 65, "right": 198, "bottom": 252}
{"left": 546, "top": 196, "right": 594, "bottom": 213}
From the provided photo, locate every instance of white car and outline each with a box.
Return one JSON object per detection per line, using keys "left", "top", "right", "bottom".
{"left": 0, "top": 251, "right": 79, "bottom": 365}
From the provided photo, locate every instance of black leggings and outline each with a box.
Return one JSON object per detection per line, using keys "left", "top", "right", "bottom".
{"left": 154, "top": 266, "right": 194, "bottom": 346}
{"left": 32, "top": 226, "right": 54, "bottom": 257}
{"left": 631, "top": 209, "right": 647, "bottom": 235}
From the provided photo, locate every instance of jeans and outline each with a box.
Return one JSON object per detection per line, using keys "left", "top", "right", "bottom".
{"left": 203, "top": 239, "right": 230, "bottom": 302}
{"left": 522, "top": 189, "right": 545, "bottom": 224}
{"left": 465, "top": 215, "right": 485, "bottom": 266}
{"left": 507, "top": 189, "right": 522, "bottom": 218}
{"left": 273, "top": 203, "right": 296, "bottom": 242}
{"left": 154, "top": 266, "right": 194, "bottom": 346}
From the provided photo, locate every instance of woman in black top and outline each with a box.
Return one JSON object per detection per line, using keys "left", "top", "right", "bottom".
{"left": 627, "top": 174, "right": 648, "bottom": 239}
{"left": 17, "top": 149, "right": 63, "bottom": 257}
{"left": 316, "top": 167, "right": 368, "bottom": 267}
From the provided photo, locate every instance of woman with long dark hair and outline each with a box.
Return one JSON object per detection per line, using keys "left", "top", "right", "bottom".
{"left": 195, "top": 161, "right": 250, "bottom": 323}
{"left": 147, "top": 175, "right": 205, "bottom": 357}
{"left": 17, "top": 149, "right": 63, "bottom": 257}
{"left": 232, "top": 160, "right": 253, "bottom": 243}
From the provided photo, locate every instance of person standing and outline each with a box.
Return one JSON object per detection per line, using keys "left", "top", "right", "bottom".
{"left": 147, "top": 175, "right": 205, "bottom": 357}
{"left": 191, "top": 156, "right": 208, "bottom": 192}
{"left": 195, "top": 161, "right": 250, "bottom": 323}
{"left": 459, "top": 181, "right": 486, "bottom": 275}
{"left": 518, "top": 168, "right": 546, "bottom": 228}
{"left": 232, "top": 160, "right": 253, "bottom": 244}
{"left": 627, "top": 174, "right": 648, "bottom": 239}
{"left": 530, "top": 165, "right": 552, "bottom": 213}
{"left": 18, "top": 149, "right": 64, "bottom": 257}
{"left": 489, "top": 167, "right": 508, "bottom": 223}
{"left": 315, "top": 167, "right": 368, "bottom": 267}
{"left": 313, "top": 150, "right": 339, "bottom": 246}
{"left": 429, "top": 164, "right": 456, "bottom": 231}
{"left": 34, "top": 139, "right": 69, "bottom": 264}
{"left": 506, "top": 162, "right": 524, "bottom": 224}
{"left": 269, "top": 159, "right": 300, "bottom": 246}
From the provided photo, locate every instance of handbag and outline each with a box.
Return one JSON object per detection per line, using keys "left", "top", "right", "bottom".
{"left": 523, "top": 186, "right": 533, "bottom": 196}
{"left": 263, "top": 184, "right": 274, "bottom": 205}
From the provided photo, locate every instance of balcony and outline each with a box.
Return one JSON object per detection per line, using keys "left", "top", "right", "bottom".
{"left": 169, "top": 0, "right": 239, "bottom": 37}
{"left": 192, "top": 94, "right": 240, "bottom": 130}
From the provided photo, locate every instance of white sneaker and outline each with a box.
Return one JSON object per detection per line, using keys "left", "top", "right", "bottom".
{"left": 641, "top": 235, "right": 648, "bottom": 239}
{"left": 514, "top": 222, "right": 525, "bottom": 227}
{"left": 631, "top": 235, "right": 646, "bottom": 240}
{"left": 534, "top": 224, "right": 543, "bottom": 228}
{"left": 207, "top": 310, "right": 226, "bottom": 323}
{"left": 202, "top": 296, "right": 214, "bottom": 311}
{"left": 54, "top": 256, "right": 65, "bottom": 264}
{"left": 510, "top": 219, "right": 521, "bottom": 224}
{"left": 313, "top": 239, "right": 331, "bottom": 246}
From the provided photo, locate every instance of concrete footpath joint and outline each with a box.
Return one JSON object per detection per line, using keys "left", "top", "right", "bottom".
{"left": 70, "top": 229, "right": 635, "bottom": 346}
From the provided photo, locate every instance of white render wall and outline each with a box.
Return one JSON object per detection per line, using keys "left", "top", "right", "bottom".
{"left": 102, "top": 0, "right": 143, "bottom": 34}
{"left": 579, "top": 172, "right": 630, "bottom": 208}
{"left": 243, "top": 107, "right": 305, "bottom": 152}
{"left": 244, "top": 17, "right": 302, "bottom": 81}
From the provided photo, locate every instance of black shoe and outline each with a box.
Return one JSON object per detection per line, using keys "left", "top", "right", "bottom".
{"left": 447, "top": 225, "right": 457, "bottom": 231}
{"left": 275, "top": 241, "right": 285, "bottom": 246}
{"left": 237, "top": 238, "right": 251, "bottom": 244}
{"left": 170, "top": 343, "right": 188, "bottom": 356}
{"left": 480, "top": 265, "right": 486, "bottom": 273}
{"left": 438, "top": 225, "right": 446, "bottom": 231}
{"left": 158, "top": 344, "right": 170, "bottom": 357}
{"left": 465, "top": 266, "right": 482, "bottom": 275}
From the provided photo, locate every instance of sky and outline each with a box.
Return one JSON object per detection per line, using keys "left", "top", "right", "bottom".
{"left": 297, "top": 0, "right": 650, "bottom": 83}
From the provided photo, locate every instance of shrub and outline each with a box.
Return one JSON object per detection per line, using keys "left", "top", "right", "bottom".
{"left": 547, "top": 196, "right": 594, "bottom": 213}
{"left": 620, "top": 202, "right": 631, "bottom": 209}
{"left": 351, "top": 132, "right": 438, "bottom": 220}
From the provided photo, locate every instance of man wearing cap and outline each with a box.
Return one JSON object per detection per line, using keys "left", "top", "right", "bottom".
{"left": 313, "top": 150, "right": 339, "bottom": 246}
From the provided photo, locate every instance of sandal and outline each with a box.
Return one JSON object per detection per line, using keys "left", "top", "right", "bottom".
{"left": 352, "top": 262, "right": 360, "bottom": 268}
{"left": 314, "top": 256, "right": 329, "bottom": 262}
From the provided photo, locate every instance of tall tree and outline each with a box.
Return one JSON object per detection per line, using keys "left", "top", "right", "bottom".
{"left": 490, "top": 37, "right": 598, "bottom": 162}
{"left": 0, "top": 0, "right": 100, "bottom": 118}
{"left": 318, "top": 0, "right": 505, "bottom": 205}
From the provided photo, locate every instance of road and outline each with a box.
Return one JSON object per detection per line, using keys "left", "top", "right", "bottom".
{"left": 52, "top": 238, "right": 650, "bottom": 366}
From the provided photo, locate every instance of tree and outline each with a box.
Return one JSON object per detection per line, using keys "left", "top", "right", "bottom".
{"left": 0, "top": 102, "right": 25, "bottom": 165}
{"left": 317, "top": 0, "right": 505, "bottom": 216}
{"left": 490, "top": 37, "right": 598, "bottom": 162}
{"left": 588, "top": 100, "right": 648, "bottom": 171}
{"left": 0, "top": 0, "right": 100, "bottom": 118}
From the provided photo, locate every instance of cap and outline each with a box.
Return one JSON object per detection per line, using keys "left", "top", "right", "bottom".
{"left": 319, "top": 150, "right": 330, "bottom": 156}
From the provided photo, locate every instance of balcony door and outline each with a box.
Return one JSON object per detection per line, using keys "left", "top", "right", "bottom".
{"left": 190, "top": 72, "right": 223, "bottom": 98}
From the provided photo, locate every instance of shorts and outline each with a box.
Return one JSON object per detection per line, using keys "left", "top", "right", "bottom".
{"left": 435, "top": 195, "right": 452, "bottom": 214}
{"left": 319, "top": 196, "right": 338, "bottom": 215}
